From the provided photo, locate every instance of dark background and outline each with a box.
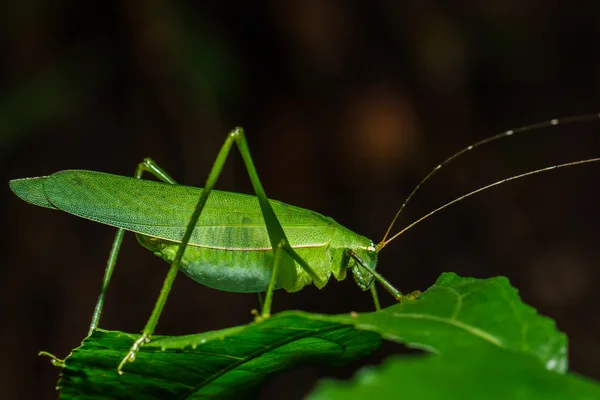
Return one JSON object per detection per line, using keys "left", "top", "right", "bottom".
{"left": 2, "top": 1, "right": 600, "bottom": 399}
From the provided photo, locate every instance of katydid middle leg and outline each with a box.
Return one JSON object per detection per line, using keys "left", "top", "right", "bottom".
{"left": 370, "top": 286, "right": 381, "bottom": 311}
{"left": 89, "top": 158, "right": 178, "bottom": 333}
{"left": 117, "top": 127, "right": 325, "bottom": 373}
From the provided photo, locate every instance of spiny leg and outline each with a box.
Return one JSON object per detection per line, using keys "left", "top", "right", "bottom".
{"left": 346, "top": 249, "right": 406, "bottom": 301}
{"left": 215, "top": 129, "right": 325, "bottom": 319}
{"left": 118, "top": 127, "right": 324, "bottom": 373}
{"left": 88, "top": 158, "right": 177, "bottom": 333}
{"left": 233, "top": 130, "right": 326, "bottom": 301}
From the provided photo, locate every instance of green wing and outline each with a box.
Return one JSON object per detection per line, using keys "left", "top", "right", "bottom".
{"left": 10, "top": 176, "right": 57, "bottom": 209}
{"left": 10, "top": 170, "right": 335, "bottom": 250}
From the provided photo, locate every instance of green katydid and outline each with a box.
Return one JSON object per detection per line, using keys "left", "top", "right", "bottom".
{"left": 9, "top": 113, "right": 600, "bottom": 374}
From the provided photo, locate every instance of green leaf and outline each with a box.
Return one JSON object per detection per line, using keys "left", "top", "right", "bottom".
{"left": 308, "top": 346, "right": 600, "bottom": 400}
{"left": 54, "top": 273, "right": 580, "bottom": 399}
{"left": 308, "top": 273, "right": 594, "bottom": 399}
{"left": 57, "top": 314, "right": 382, "bottom": 400}
{"left": 328, "top": 272, "right": 567, "bottom": 372}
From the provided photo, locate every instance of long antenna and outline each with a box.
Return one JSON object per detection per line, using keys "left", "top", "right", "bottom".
{"left": 379, "top": 112, "right": 600, "bottom": 247}
{"left": 378, "top": 158, "right": 600, "bottom": 249}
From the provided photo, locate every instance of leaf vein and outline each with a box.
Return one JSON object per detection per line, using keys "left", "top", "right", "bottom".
{"left": 392, "top": 312, "right": 504, "bottom": 347}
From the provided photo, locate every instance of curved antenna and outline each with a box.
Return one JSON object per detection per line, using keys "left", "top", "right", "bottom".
{"left": 377, "top": 157, "right": 600, "bottom": 250}
{"left": 379, "top": 112, "right": 600, "bottom": 246}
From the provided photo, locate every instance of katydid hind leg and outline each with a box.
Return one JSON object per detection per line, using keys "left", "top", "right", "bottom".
{"left": 233, "top": 129, "right": 326, "bottom": 293}
{"left": 89, "top": 228, "right": 124, "bottom": 333}
{"left": 118, "top": 127, "right": 323, "bottom": 372}
{"left": 89, "top": 159, "right": 179, "bottom": 333}
{"left": 135, "top": 157, "right": 178, "bottom": 185}
{"left": 235, "top": 129, "right": 328, "bottom": 315}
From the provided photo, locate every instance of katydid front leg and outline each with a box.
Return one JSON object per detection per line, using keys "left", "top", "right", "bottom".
{"left": 345, "top": 250, "right": 418, "bottom": 302}
{"left": 89, "top": 159, "right": 178, "bottom": 333}
{"left": 117, "top": 127, "right": 325, "bottom": 374}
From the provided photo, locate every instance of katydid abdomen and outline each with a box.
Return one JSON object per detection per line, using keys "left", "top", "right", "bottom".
{"left": 11, "top": 169, "right": 376, "bottom": 293}
{"left": 137, "top": 237, "right": 344, "bottom": 293}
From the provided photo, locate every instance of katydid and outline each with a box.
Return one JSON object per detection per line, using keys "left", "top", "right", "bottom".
{"left": 9, "top": 114, "right": 600, "bottom": 374}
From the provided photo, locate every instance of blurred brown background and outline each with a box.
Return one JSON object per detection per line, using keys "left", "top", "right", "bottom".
{"left": 2, "top": 1, "right": 600, "bottom": 399}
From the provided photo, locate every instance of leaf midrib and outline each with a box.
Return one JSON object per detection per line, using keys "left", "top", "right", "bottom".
{"left": 178, "top": 323, "right": 348, "bottom": 399}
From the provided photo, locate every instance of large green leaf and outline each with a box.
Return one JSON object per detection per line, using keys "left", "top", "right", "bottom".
{"left": 308, "top": 346, "right": 600, "bottom": 400}
{"left": 57, "top": 314, "right": 381, "bottom": 400}
{"left": 54, "top": 274, "right": 582, "bottom": 399}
